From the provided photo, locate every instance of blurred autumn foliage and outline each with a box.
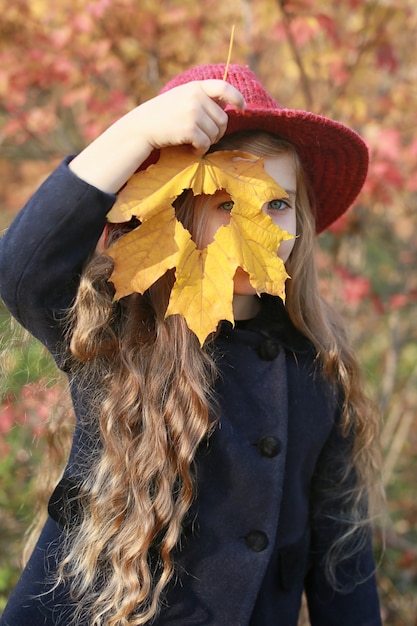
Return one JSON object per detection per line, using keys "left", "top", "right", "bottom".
{"left": 0, "top": 0, "right": 416, "bottom": 623}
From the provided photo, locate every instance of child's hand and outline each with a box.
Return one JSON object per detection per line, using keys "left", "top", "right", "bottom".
{"left": 69, "top": 80, "right": 245, "bottom": 194}
{"left": 138, "top": 79, "right": 246, "bottom": 154}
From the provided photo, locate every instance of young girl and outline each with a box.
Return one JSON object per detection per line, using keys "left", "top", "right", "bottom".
{"left": 0, "top": 64, "right": 382, "bottom": 625}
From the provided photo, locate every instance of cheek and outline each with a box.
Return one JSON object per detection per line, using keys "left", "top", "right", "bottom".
{"left": 271, "top": 214, "right": 297, "bottom": 263}
{"left": 198, "top": 225, "right": 214, "bottom": 249}
{"left": 277, "top": 237, "right": 296, "bottom": 263}
{"left": 199, "top": 212, "right": 231, "bottom": 248}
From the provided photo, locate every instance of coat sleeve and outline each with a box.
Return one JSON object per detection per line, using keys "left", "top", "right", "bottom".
{"left": 304, "top": 409, "right": 382, "bottom": 626}
{"left": 0, "top": 157, "right": 116, "bottom": 364}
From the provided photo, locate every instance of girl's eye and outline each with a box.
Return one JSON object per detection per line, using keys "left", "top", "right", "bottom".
{"left": 219, "top": 200, "right": 234, "bottom": 212}
{"left": 268, "top": 199, "right": 291, "bottom": 212}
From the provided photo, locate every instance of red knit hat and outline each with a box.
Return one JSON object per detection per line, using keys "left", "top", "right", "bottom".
{"left": 160, "top": 63, "right": 369, "bottom": 234}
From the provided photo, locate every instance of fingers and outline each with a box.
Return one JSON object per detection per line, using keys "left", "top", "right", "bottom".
{"left": 139, "top": 79, "right": 246, "bottom": 154}
{"left": 185, "top": 81, "right": 246, "bottom": 153}
{"left": 199, "top": 79, "right": 246, "bottom": 112}
{"left": 190, "top": 98, "right": 228, "bottom": 152}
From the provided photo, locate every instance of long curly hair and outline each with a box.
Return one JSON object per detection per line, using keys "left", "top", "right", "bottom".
{"left": 47, "top": 131, "right": 381, "bottom": 624}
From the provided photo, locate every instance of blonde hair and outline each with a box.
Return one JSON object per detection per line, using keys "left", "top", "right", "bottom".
{"left": 48, "top": 131, "right": 381, "bottom": 624}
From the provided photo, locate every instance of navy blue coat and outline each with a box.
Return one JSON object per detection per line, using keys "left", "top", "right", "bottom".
{"left": 0, "top": 159, "right": 382, "bottom": 625}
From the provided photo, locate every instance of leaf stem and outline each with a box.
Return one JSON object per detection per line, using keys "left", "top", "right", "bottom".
{"left": 223, "top": 25, "right": 236, "bottom": 81}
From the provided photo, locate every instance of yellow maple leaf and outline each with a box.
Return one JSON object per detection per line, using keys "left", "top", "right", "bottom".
{"left": 214, "top": 216, "right": 290, "bottom": 301}
{"left": 166, "top": 236, "right": 237, "bottom": 341}
{"left": 108, "top": 216, "right": 192, "bottom": 298}
{"left": 106, "top": 146, "right": 293, "bottom": 345}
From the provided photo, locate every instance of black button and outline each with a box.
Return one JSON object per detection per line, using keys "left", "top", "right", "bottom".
{"left": 258, "top": 337, "right": 280, "bottom": 360}
{"left": 245, "top": 530, "right": 269, "bottom": 552}
{"left": 257, "top": 436, "right": 282, "bottom": 458}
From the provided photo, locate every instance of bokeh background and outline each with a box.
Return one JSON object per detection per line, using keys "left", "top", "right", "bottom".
{"left": 0, "top": 0, "right": 416, "bottom": 623}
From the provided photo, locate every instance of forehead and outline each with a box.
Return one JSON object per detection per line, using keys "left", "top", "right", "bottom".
{"left": 263, "top": 153, "right": 297, "bottom": 195}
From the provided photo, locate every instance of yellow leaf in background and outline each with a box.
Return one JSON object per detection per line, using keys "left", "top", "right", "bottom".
{"left": 106, "top": 146, "right": 294, "bottom": 344}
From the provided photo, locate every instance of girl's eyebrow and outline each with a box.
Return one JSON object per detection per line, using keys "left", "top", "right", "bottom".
{"left": 284, "top": 189, "right": 296, "bottom": 198}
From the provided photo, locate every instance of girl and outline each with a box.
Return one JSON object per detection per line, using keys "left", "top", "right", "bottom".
{"left": 0, "top": 63, "right": 382, "bottom": 625}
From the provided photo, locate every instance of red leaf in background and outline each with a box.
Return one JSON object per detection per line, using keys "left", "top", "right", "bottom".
{"left": 390, "top": 293, "right": 410, "bottom": 310}
{"left": 371, "top": 294, "right": 385, "bottom": 315}
{"left": 61, "top": 85, "right": 93, "bottom": 108}
{"left": 159, "top": 7, "right": 189, "bottom": 27}
{"left": 328, "top": 58, "right": 350, "bottom": 86}
{"left": 137, "top": 15, "right": 158, "bottom": 39}
{"left": 49, "top": 26, "right": 72, "bottom": 49}
{"left": 377, "top": 42, "right": 399, "bottom": 74}
{"left": 0, "top": 382, "right": 60, "bottom": 441}
{"left": 397, "top": 549, "right": 417, "bottom": 572}
{"left": 0, "top": 401, "right": 15, "bottom": 435}
{"left": 187, "top": 17, "right": 203, "bottom": 39}
{"left": 86, "top": 0, "right": 112, "bottom": 19}
{"left": 272, "top": 17, "right": 318, "bottom": 46}
{"left": 316, "top": 13, "right": 339, "bottom": 45}
{"left": 404, "top": 140, "right": 417, "bottom": 191}
{"left": 374, "top": 129, "right": 402, "bottom": 160}
{"left": 272, "top": 21, "right": 287, "bottom": 43}
{"left": 336, "top": 266, "right": 371, "bottom": 305}
{"left": 327, "top": 212, "right": 351, "bottom": 235}
{"left": 364, "top": 158, "right": 404, "bottom": 202}
{"left": 71, "top": 13, "right": 95, "bottom": 35}
{"left": 373, "top": 160, "right": 404, "bottom": 187}
{"left": 408, "top": 139, "right": 417, "bottom": 158}
{"left": 406, "top": 170, "right": 417, "bottom": 192}
{"left": 290, "top": 18, "right": 319, "bottom": 46}
{"left": 390, "top": 290, "right": 417, "bottom": 310}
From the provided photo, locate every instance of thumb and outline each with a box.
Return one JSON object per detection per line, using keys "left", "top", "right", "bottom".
{"left": 200, "top": 79, "right": 246, "bottom": 111}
